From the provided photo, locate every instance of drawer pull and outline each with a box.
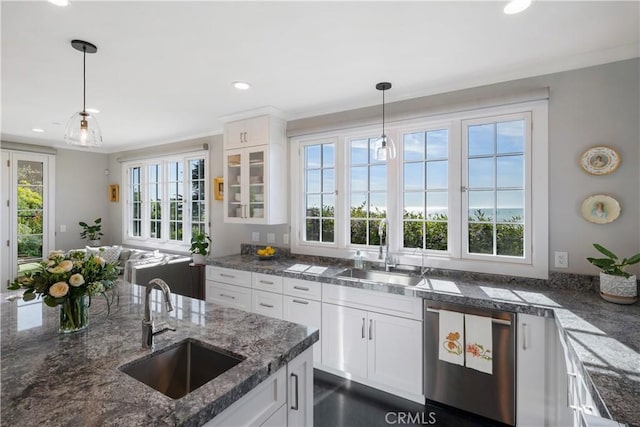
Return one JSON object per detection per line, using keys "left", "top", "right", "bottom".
{"left": 259, "top": 280, "right": 274, "bottom": 285}
{"left": 219, "top": 293, "right": 235, "bottom": 300}
{"left": 293, "top": 285, "right": 309, "bottom": 291}
{"left": 369, "top": 319, "right": 373, "bottom": 340}
{"left": 292, "top": 299, "right": 309, "bottom": 305}
{"left": 290, "top": 373, "right": 299, "bottom": 411}
{"left": 361, "top": 317, "right": 365, "bottom": 339}
{"left": 219, "top": 273, "right": 235, "bottom": 278}
{"left": 259, "top": 302, "right": 274, "bottom": 308}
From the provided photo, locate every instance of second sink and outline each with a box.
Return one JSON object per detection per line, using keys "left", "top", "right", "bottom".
{"left": 120, "top": 338, "right": 245, "bottom": 399}
{"left": 337, "top": 268, "right": 424, "bottom": 287}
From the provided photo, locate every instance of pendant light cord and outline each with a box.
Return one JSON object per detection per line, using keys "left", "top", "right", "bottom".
{"left": 382, "top": 88, "right": 385, "bottom": 135}
{"left": 82, "top": 46, "right": 86, "bottom": 113}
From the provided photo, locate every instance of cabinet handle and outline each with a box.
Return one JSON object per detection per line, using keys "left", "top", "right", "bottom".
{"left": 259, "top": 302, "right": 274, "bottom": 308}
{"left": 290, "top": 373, "right": 299, "bottom": 411}
{"left": 522, "top": 323, "right": 528, "bottom": 350}
{"left": 293, "top": 285, "right": 309, "bottom": 291}
{"left": 240, "top": 132, "right": 244, "bottom": 143}
{"left": 219, "top": 273, "right": 235, "bottom": 278}
{"left": 243, "top": 131, "right": 248, "bottom": 143}
{"left": 369, "top": 319, "right": 373, "bottom": 340}
{"left": 219, "top": 293, "right": 235, "bottom": 299}
{"left": 259, "top": 280, "right": 274, "bottom": 285}
{"left": 361, "top": 317, "right": 365, "bottom": 339}
{"left": 292, "top": 299, "right": 309, "bottom": 305}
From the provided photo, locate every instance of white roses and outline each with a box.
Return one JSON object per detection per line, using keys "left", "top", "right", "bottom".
{"left": 69, "top": 273, "right": 85, "bottom": 287}
{"left": 49, "top": 281, "right": 69, "bottom": 298}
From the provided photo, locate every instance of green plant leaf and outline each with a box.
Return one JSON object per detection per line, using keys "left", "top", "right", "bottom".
{"left": 43, "top": 295, "right": 58, "bottom": 307}
{"left": 625, "top": 253, "right": 640, "bottom": 265}
{"left": 23, "top": 291, "right": 36, "bottom": 301}
{"left": 586, "top": 258, "right": 615, "bottom": 269}
{"left": 593, "top": 243, "right": 618, "bottom": 260}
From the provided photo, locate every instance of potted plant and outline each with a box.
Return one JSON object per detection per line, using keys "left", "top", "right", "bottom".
{"left": 587, "top": 243, "right": 640, "bottom": 304}
{"left": 79, "top": 218, "right": 103, "bottom": 247}
{"left": 190, "top": 231, "right": 211, "bottom": 265}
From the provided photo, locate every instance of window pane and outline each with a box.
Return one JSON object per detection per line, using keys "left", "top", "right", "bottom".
{"left": 426, "top": 192, "right": 448, "bottom": 218}
{"left": 350, "top": 139, "right": 369, "bottom": 164}
{"left": 497, "top": 155, "right": 524, "bottom": 188}
{"left": 306, "top": 145, "right": 321, "bottom": 168}
{"left": 322, "top": 194, "right": 335, "bottom": 217}
{"left": 426, "top": 129, "right": 448, "bottom": 160}
{"left": 350, "top": 220, "right": 367, "bottom": 244}
{"left": 322, "top": 169, "right": 335, "bottom": 193}
{"left": 468, "top": 123, "right": 494, "bottom": 156}
{"left": 497, "top": 120, "right": 524, "bottom": 154}
{"left": 306, "top": 195, "right": 321, "bottom": 217}
{"left": 306, "top": 219, "right": 320, "bottom": 241}
{"left": 322, "top": 144, "right": 335, "bottom": 168}
{"left": 369, "top": 193, "right": 386, "bottom": 218}
{"left": 497, "top": 224, "right": 524, "bottom": 256}
{"left": 468, "top": 157, "right": 494, "bottom": 188}
{"left": 497, "top": 190, "right": 524, "bottom": 222}
{"left": 368, "top": 220, "right": 381, "bottom": 246}
{"left": 306, "top": 169, "right": 321, "bottom": 193}
{"left": 404, "top": 193, "right": 424, "bottom": 219}
{"left": 426, "top": 221, "right": 448, "bottom": 251}
{"left": 468, "top": 223, "right": 493, "bottom": 254}
{"left": 404, "top": 162, "right": 424, "bottom": 191}
{"left": 369, "top": 165, "right": 386, "bottom": 191}
{"left": 351, "top": 166, "right": 368, "bottom": 192}
{"left": 322, "top": 219, "right": 335, "bottom": 243}
{"left": 403, "top": 132, "right": 425, "bottom": 162}
{"left": 403, "top": 221, "right": 423, "bottom": 249}
{"left": 426, "top": 160, "right": 448, "bottom": 189}
{"left": 351, "top": 192, "right": 367, "bottom": 215}
{"left": 468, "top": 190, "right": 493, "bottom": 221}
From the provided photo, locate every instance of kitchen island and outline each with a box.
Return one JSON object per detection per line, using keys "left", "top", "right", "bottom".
{"left": 0, "top": 281, "right": 318, "bottom": 426}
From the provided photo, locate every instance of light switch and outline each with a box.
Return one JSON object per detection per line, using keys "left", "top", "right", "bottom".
{"left": 60, "top": 224, "right": 67, "bottom": 232}
{"left": 267, "top": 233, "right": 275, "bottom": 243}
{"left": 283, "top": 233, "right": 289, "bottom": 245}
{"left": 251, "top": 231, "right": 260, "bottom": 242}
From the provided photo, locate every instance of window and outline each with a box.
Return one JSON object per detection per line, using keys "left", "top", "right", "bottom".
{"left": 123, "top": 153, "right": 207, "bottom": 251}
{"left": 291, "top": 100, "right": 548, "bottom": 278}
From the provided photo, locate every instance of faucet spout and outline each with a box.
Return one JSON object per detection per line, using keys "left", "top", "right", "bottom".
{"left": 378, "top": 219, "right": 395, "bottom": 271}
{"left": 142, "top": 278, "right": 175, "bottom": 350}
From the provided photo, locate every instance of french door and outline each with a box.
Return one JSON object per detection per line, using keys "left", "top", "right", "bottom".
{"left": 1, "top": 150, "right": 55, "bottom": 287}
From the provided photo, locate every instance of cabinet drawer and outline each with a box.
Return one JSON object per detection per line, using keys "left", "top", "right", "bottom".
{"left": 283, "top": 296, "right": 321, "bottom": 364}
{"left": 206, "top": 281, "right": 251, "bottom": 311}
{"left": 252, "top": 290, "right": 284, "bottom": 319}
{"left": 253, "top": 273, "right": 284, "bottom": 293}
{"left": 206, "top": 266, "right": 252, "bottom": 288}
{"left": 284, "top": 278, "right": 322, "bottom": 301}
{"left": 323, "top": 283, "right": 422, "bottom": 320}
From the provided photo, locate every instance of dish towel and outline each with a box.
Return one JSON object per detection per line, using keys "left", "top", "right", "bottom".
{"left": 464, "top": 314, "right": 493, "bottom": 374}
{"left": 438, "top": 310, "right": 464, "bottom": 366}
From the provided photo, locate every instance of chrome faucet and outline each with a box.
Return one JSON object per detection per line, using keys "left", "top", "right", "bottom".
{"left": 378, "top": 218, "right": 395, "bottom": 271}
{"left": 142, "top": 278, "right": 175, "bottom": 350}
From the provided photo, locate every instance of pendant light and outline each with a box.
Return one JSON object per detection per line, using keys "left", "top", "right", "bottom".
{"left": 373, "top": 82, "right": 396, "bottom": 161}
{"left": 64, "top": 40, "right": 102, "bottom": 147}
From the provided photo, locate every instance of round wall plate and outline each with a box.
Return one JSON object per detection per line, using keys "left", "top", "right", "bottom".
{"left": 581, "top": 194, "right": 620, "bottom": 224}
{"left": 579, "top": 146, "right": 620, "bottom": 175}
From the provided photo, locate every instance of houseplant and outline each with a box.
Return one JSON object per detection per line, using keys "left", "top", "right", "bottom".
{"left": 9, "top": 250, "right": 118, "bottom": 332}
{"left": 190, "top": 231, "right": 211, "bottom": 265}
{"left": 79, "top": 218, "right": 103, "bottom": 247}
{"left": 586, "top": 243, "right": 640, "bottom": 304}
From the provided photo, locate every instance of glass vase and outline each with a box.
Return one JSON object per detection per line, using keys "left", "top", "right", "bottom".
{"left": 59, "top": 295, "right": 89, "bottom": 333}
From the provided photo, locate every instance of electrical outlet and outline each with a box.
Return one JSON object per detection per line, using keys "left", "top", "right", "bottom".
{"left": 60, "top": 224, "right": 67, "bottom": 233}
{"left": 251, "top": 231, "right": 260, "bottom": 242}
{"left": 267, "top": 233, "right": 275, "bottom": 243}
{"left": 554, "top": 251, "right": 568, "bottom": 268}
{"left": 283, "top": 233, "right": 289, "bottom": 245}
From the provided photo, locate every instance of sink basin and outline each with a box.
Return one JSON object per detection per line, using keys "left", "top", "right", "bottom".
{"left": 337, "top": 269, "right": 423, "bottom": 287}
{"left": 120, "top": 338, "right": 245, "bottom": 399}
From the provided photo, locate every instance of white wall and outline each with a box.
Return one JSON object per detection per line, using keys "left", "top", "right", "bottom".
{"left": 55, "top": 148, "right": 111, "bottom": 250}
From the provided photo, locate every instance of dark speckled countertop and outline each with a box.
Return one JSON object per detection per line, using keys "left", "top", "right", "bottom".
{"left": 0, "top": 282, "right": 318, "bottom": 427}
{"left": 209, "top": 253, "right": 640, "bottom": 426}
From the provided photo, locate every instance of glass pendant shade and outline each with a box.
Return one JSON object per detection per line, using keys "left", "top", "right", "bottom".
{"left": 374, "top": 134, "right": 396, "bottom": 162}
{"left": 64, "top": 111, "right": 102, "bottom": 147}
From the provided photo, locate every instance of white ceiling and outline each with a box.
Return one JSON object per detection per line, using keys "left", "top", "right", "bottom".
{"left": 2, "top": 1, "right": 638, "bottom": 153}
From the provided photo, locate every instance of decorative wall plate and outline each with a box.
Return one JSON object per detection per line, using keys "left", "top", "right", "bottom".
{"left": 581, "top": 194, "right": 620, "bottom": 224}
{"left": 580, "top": 146, "right": 620, "bottom": 175}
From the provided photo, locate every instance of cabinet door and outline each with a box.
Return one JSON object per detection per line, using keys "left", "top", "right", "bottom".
{"left": 283, "top": 296, "right": 321, "bottom": 364}
{"left": 287, "top": 347, "right": 314, "bottom": 427}
{"left": 247, "top": 149, "right": 266, "bottom": 220}
{"left": 225, "top": 149, "right": 246, "bottom": 221}
{"left": 366, "top": 311, "right": 423, "bottom": 395}
{"left": 224, "top": 147, "right": 268, "bottom": 224}
{"left": 321, "top": 303, "right": 367, "bottom": 378}
{"left": 224, "top": 116, "right": 269, "bottom": 150}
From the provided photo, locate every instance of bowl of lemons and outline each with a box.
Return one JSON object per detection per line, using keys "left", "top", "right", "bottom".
{"left": 256, "top": 246, "right": 276, "bottom": 260}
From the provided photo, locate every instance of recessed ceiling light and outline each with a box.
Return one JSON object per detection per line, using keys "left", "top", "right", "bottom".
{"left": 85, "top": 108, "right": 100, "bottom": 114}
{"left": 48, "top": 0, "right": 69, "bottom": 6}
{"left": 504, "top": 0, "right": 532, "bottom": 14}
{"left": 232, "top": 81, "right": 251, "bottom": 90}
{"left": 32, "top": 128, "right": 45, "bottom": 133}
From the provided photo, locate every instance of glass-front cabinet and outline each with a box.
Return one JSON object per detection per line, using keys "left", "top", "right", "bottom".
{"left": 225, "top": 148, "right": 267, "bottom": 222}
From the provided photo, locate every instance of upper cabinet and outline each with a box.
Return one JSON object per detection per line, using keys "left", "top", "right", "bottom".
{"left": 223, "top": 114, "right": 287, "bottom": 225}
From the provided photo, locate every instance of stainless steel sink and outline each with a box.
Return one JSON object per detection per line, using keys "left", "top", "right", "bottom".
{"left": 120, "top": 338, "right": 245, "bottom": 399}
{"left": 337, "top": 268, "right": 424, "bottom": 287}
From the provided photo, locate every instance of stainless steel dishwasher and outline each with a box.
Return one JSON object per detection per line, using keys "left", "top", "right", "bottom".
{"left": 424, "top": 301, "right": 516, "bottom": 426}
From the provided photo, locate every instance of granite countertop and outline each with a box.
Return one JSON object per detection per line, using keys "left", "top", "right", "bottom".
{"left": 209, "top": 254, "right": 640, "bottom": 426}
{"left": 0, "top": 282, "right": 318, "bottom": 427}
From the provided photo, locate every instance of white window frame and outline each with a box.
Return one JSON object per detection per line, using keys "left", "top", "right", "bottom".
{"left": 122, "top": 151, "right": 208, "bottom": 253}
{"left": 290, "top": 100, "right": 548, "bottom": 279}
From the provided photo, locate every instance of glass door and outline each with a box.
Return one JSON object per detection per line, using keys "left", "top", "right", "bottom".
{"left": 226, "top": 151, "right": 244, "bottom": 219}
{"left": 248, "top": 150, "right": 265, "bottom": 219}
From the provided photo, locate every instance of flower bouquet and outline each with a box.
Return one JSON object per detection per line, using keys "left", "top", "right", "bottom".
{"left": 9, "top": 250, "right": 119, "bottom": 333}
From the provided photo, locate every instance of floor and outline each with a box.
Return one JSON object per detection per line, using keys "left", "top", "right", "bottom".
{"left": 313, "top": 370, "right": 503, "bottom": 427}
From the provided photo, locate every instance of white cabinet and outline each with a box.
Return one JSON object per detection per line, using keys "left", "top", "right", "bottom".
{"left": 287, "top": 347, "right": 314, "bottom": 427}
{"left": 205, "top": 266, "right": 252, "bottom": 310}
{"left": 283, "top": 295, "right": 322, "bottom": 364}
{"left": 321, "top": 302, "right": 423, "bottom": 400}
{"left": 223, "top": 115, "right": 287, "bottom": 225}
{"left": 253, "top": 289, "right": 284, "bottom": 319}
